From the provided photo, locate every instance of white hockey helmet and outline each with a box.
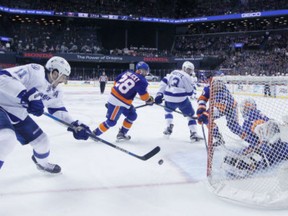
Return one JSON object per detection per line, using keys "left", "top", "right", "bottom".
{"left": 45, "top": 56, "right": 71, "bottom": 77}
{"left": 240, "top": 98, "right": 257, "bottom": 119}
{"left": 182, "top": 61, "right": 194, "bottom": 74}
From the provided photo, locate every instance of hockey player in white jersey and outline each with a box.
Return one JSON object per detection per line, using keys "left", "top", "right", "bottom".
{"left": 0, "top": 56, "right": 91, "bottom": 174}
{"left": 190, "top": 71, "right": 198, "bottom": 100}
{"left": 154, "top": 61, "right": 202, "bottom": 142}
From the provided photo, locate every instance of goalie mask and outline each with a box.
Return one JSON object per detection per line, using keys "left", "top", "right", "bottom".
{"left": 240, "top": 98, "right": 257, "bottom": 119}
{"left": 182, "top": 61, "right": 194, "bottom": 75}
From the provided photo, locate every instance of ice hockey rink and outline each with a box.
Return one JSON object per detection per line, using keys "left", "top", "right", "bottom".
{"left": 1, "top": 82, "right": 287, "bottom": 216}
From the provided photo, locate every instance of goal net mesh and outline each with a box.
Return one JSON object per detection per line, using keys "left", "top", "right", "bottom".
{"left": 206, "top": 75, "right": 288, "bottom": 209}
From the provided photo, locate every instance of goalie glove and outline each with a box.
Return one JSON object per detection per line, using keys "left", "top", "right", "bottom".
{"left": 67, "top": 120, "right": 91, "bottom": 140}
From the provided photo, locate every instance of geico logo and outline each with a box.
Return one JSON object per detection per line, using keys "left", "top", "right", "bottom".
{"left": 279, "top": 88, "right": 288, "bottom": 93}
{"left": 241, "top": 12, "right": 261, "bottom": 18}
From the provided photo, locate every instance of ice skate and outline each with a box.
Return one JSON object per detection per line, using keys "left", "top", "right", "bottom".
{"left": 163, "top": 124, "right": 174, "bottom": 135}
{"left": 223, "top": 155, "right": 256, "bottom": 178}
{"left": 190, "top": 131, "right": 203, "bottom": 142}
{"left": 116, "top": 129, "right": 131, "bottom": 142}
{"left": 32, "top": 155, "right": 61, "bottom": 174}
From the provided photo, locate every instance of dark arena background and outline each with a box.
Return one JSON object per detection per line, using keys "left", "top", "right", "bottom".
{"left": 1, "top": 0, "right": 287, "bottom": 80}
{"left": 1, "top": 1, "right": 288, "bottom": 215}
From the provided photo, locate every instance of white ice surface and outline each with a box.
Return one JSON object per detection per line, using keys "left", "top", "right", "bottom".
{"left": 1, "top": 84, "right": 287, "bottom": 216}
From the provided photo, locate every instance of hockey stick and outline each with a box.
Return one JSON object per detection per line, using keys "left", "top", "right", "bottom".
{"left": 201, "top": 124, "right": 208, "bottom": 152}
{"left": 43, "top": 112, "right": 160, "bottom": 161}
{"left": 156, "top": 103, "right": 198, "bottom": 119}
{"left": 134, "top": 104, "right": 149, "bottom": 109}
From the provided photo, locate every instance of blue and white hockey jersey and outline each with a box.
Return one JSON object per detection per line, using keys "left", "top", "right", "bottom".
{"left": 158, "top": 69, "right": 195, "bottom": 103}
{"left": 0, "top": 63, "right": 73, "bottom": 124}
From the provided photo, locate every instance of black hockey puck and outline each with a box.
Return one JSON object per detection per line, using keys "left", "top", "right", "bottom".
{"left": 158, "top": 159, "right": 164, "bottom": 165}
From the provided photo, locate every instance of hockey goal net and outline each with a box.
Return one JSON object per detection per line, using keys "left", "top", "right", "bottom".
{"left": 207, "top": 75, "right": 288, "bottom": 209}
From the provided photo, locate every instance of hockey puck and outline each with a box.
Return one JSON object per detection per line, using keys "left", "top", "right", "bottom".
{"left": 158, "top": 159, "right": 164, "bottom": 165}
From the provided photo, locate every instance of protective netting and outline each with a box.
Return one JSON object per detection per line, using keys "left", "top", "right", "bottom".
{"left": 207, "top": 76, "right": 288, "bottom": 209}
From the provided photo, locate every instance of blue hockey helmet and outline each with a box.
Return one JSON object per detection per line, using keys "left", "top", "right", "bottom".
{"left": 136, "top": 61, "right": 150, "bottom": 74}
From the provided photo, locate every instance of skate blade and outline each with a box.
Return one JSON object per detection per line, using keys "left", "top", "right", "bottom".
{"left": 190, "top": 137, "right": 204, "bottom": 143}
{"left": 116, "top": 138, "right": 131, "bottom": 142}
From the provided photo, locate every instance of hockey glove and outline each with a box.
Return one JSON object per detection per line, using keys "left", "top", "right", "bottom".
{"left": 18, "top": 88, "right": 44, "bottom": 117}
{"left": 197, "top": 104, "right": 208, "bottom": 124}
{"left": 196, "top": 104, "right": 206, "bottom": 116}
{"left": 67, "top": 120, "right": 91, "bottom": 140}
{"left": 129, "top": 105, "right": 136, "bottom": 112}
{"left": 198, "top": 112, "right": 209, "bottom": 125}
{"left": 145, "top": 96, "right": 154, "bottom": 106}
{"left": 154, "top": 93, "right": 164, "bottom": 105}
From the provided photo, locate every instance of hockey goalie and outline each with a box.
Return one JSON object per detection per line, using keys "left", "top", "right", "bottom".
{"left": 206, "top": 76, "right": 288, "bottom": 208}
{"left": 208, "top": 98, "right": 288, "bottom": 208}
{"left": 222, "top": 98, "right": 288, "bottom": 177}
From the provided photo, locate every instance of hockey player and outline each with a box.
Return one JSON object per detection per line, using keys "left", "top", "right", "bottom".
{"left": 190, "top": 71, "right": 198, "bottom": 100}
{"left": 223, "top": 98, "right": 288, "bottom": 176}
{"left": 197, "top": 72, "right": 243, "bottom": 146}
{"left": 93, "top": 61, "right": 154, "bottom": 141}
{"left": 0, "top": 56, "right": 91, "bottom": 174}
{"left": 154, "top": 61, "right": 202, "bottom": 142}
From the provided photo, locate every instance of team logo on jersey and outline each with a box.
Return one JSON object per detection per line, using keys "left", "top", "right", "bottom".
{"left": 31, "top": 64, "right": 41, "bottom": 70}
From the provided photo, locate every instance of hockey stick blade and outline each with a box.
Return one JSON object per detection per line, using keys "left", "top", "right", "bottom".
{"left": 43, "top": 112, "right": 161, "bottom": 161}
{"left": 139, "top": 146, "right": 161, "bottom": 160}
{"left": 86, "top": 129, "right": 160, "bottom": 160}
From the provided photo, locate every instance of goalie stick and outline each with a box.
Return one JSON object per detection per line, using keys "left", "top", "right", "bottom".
{"left": 43, "top": 112, "right": 160, "bottom": 161}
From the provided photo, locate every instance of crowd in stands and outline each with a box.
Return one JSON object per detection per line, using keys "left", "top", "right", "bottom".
{"left": 1, "top": 0, "right": 287, "bottom": 19}
{"left": 174, "top": 31, "right": 288, "bottom": 75}
{"left": 0, "top": 0, "right": 287, "bottom": 77}
{"left": 1, "top": 22, "right": 102, "bottom": 54}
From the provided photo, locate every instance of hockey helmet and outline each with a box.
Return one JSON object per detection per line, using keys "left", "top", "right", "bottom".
{"left": 136, "top": 61, "right": 150, "bottom": 75}
{"left": 45, "top": 56, "right": 71, "bottom": 77}
{"left": 182, "top": 61, "right": 194, "bottom": 74}
{"left": 240, "top": 98, "right": 257, "bottom": 119}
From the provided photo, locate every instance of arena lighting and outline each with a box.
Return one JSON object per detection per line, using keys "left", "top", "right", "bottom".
{"left": 0, "top": 4, "right": 287, "bottom": 23}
